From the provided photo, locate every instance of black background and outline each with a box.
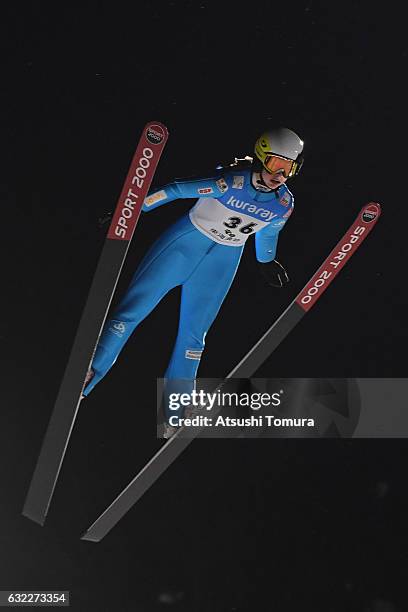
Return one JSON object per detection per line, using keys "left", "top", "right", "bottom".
{"left": 1, "top": 1, "right": 407, "bottom": 610}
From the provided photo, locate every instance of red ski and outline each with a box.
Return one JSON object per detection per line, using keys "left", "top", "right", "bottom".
{"left": 80, "top": 202, "right": 381, "bottom": 542}
{"left": 23, "top": 122, "right": 169, "bottom": 526}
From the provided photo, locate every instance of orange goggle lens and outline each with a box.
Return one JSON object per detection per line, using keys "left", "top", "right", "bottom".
{"left": 264, "top": 154, "right": 299, "bottom": 178}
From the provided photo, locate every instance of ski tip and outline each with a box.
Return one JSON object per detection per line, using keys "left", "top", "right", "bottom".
{"left": 360, "top": 202, "right": 381, "bottom": 223}
{"left": 143, "top": 121, "right": 169, "bottom": 138}
{"left": 366, "top": 201, "right": 382, "bottom": 211}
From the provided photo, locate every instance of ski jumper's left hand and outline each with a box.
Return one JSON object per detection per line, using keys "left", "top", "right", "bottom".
{"left": 258, "top": 259, "right": 290, "bottom": 288}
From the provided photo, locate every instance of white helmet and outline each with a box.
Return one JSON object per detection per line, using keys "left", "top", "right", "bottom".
{"left": 254, "top": 127, "right": 304, "bottom": 177}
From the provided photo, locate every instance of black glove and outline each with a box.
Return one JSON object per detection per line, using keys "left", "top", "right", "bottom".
{"left": 98, "top": 211, "right": 113, "bottom": 228}
{"left": 258, "top": 260, "right": 289, "bottom": 288}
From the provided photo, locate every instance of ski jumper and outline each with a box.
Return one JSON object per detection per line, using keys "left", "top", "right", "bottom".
{"left": 82, "top": 167, "right": 294, "bottom": 417}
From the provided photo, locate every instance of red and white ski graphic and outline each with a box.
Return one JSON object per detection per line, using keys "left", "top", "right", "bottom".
{"left": 81, "top": 202, "right": 381, "bottom": 542}
{"left": 23, "top": 121, "right": 169, "bottom": 526}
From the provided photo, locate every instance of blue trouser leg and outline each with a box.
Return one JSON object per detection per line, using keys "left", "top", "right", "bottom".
{"left": 83, "top": 215, "right": 199, "bottom": 395}
{"left": 83, "top": 214, "right": 244, "bottom": 425}
{"left": 163, "top": 238, "right": 243, "bottom": 422}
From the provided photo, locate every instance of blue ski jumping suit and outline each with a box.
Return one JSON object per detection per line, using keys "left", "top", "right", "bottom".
{"left": 83, "top": 166, "right": 294, "bottom": 418}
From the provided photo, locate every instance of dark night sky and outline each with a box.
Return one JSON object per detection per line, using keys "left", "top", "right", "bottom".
{"left": 1, "top": 2, "right": 407, "bottom": 611}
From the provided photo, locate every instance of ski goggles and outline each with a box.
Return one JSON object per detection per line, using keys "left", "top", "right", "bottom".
{"left": 263, "top": 154, "right": 303, "bottom": 178}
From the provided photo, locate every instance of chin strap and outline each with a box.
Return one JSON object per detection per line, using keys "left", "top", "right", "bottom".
{"left": 251, "top": 170, "right": 273, "bottom": 192}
